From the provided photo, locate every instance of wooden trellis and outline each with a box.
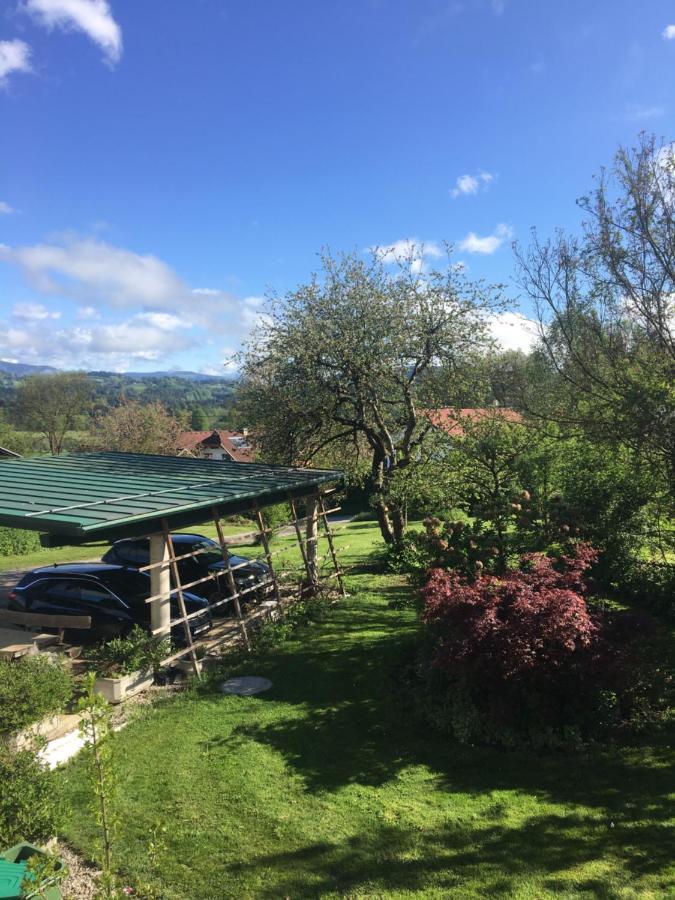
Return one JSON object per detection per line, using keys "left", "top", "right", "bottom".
{"left": 140, "top": 489, "right": 347, "bottom": 677}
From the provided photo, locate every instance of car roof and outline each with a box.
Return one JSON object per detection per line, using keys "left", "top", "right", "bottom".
{"left": 114, "top": 533, "right": 209, "bottom": 546}
{"left": 29, "top": 563, "right": 144, "bottom": 576}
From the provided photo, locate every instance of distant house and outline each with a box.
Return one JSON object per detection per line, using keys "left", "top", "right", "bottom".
{"left": 176, "top": 429, "right": 255, "bottom": 462}
{"left": 426, "top": 407, "right": 523, "bottom": 436}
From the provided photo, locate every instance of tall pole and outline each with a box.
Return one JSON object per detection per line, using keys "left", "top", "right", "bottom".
{"left": 149, "top": 532, "right": 171, "bottom": 638}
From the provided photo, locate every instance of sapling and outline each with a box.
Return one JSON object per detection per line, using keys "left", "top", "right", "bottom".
{"left": 77, "top": 674, "right": 121, "bottom": 900}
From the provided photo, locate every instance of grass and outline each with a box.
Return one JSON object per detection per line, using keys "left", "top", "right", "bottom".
{"left": 56, "top": 519, "right": 674, "bottom": 898}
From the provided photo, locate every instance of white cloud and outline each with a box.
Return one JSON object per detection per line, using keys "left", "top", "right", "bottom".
{"left": 12, "top": 302, "right": 61, "bottom": 321}
{"left": 0, "top": 237, "right": 186, "bottom": 307}
{"left": 489, "top": 312, "right": 538, "bottom": 352}
{"left": 76, "top": 305, "right": 99, "bottom": 319}
{"left": 450, "top": 170, "right": 494, "bottom": 198}
{"left": 458, "top": 223, "right": 513, "bottom": 254}
{"left": 23, "top": 0, "right": 122, "bottom": 64}
{"left": 663, "top": 24, "right": 675, "bottom": 40}
{"left": 134, "top": 311, "right": 184, "bottom": 331}
{"left": 0, "top": 39, "right": 32, "bottom": 87}
{"left": 0, "top": 234, "right": 276, "bottom": 370}
{"left": 370, "top": 238, "right": 444, "bottom": 276}
{"left": 0, "top": 314, "right": 195, "bottom": 370}
{"left": 0, "top": 201, "right": 16, "bottom": 215}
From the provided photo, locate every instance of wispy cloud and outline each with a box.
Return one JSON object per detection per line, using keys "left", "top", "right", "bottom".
{"left": 0, "top": 201, "right": 17, "bottom": 215}
{"left": 12, "top": 302, "right": 61, "bottom": 321}
{"left": 0, "top": 39, "right": 32, "bottom": 87}
{"left": 458, "top": 223, "right": 513, "bottom": 254}
{"left": 624, "top": 103, "right": 665, "bottom": 121}
{"left": 663, "top": 24, "right": 675, "bottom": 40}
{"left": 0, "top": 237, "right": 186, "bottom": 307}
{"left": 451, "top": 170, "right": 494, "bottom": 198}
{"left": 23, "top": 0, "right": 122, "bottom": 64}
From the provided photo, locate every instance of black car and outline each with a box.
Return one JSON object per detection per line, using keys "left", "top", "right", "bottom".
{"left": 102, "top": 533, "right": 271, "bottom": 611}
{"left": 8, "top": 564, "right": 213, "bottom": 644}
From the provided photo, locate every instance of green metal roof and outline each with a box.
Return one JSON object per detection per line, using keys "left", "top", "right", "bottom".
{"left": 0, "top": 452, "right": 342, "bottom": 546}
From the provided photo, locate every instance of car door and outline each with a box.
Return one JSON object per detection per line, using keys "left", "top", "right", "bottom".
{"left": 76, "top": 582, "right": 132, "bottom": 640}
{"left": 23, "top": 578, "right": 101, "bottom": 639}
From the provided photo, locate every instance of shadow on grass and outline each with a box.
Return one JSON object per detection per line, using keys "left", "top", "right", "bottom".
{"left": 227, "top": 812, "right": 673, "bottom": 898}
{"left": 202, "top": 580, "right": 675, "bottom": 890}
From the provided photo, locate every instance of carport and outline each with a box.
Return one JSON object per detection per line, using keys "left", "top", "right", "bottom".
{"left": 0, "top": 452, "right": 344, "bottom": 673}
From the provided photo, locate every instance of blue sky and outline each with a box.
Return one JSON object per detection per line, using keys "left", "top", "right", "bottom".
{"left": 0, "top": 0, "right": 674, "bottom": 373}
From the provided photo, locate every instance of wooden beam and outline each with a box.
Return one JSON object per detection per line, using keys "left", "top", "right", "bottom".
{"left": 161, "top": 519, "right": 201, "bottom": 678}
{"left": 212, "top": 505, "right": 250, "bottom": 651}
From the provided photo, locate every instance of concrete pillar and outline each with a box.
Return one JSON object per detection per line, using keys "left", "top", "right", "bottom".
{"left": 305, "top": 496, "right": 319, "bottom": 590}
{"left": 149, "top": 532, "right": 171, "bottom": 638}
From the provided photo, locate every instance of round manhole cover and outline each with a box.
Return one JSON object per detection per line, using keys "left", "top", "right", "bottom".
{"left": 220, "top": 676, "right": 273, "bottom": 696}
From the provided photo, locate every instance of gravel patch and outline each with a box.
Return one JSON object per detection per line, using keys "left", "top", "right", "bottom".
{"left": 56, "top": 843, "right": 99, "bottom": 900}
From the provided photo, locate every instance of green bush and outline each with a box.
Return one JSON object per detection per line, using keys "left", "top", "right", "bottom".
{"left": 617, "top": 560, "right": 675, "bottom": 621}
{"left": 261, "top": 502, "right": 292, "bottom": 533}
{"left": 89, "top": 626, "right": 171, "bottom": 677}
{"left": 0, "top": 656, "right": 73, "bottom": 734}
{"left": 0, "top": 747, "right": 63, "bottom": 846}
{"left": 0, "top": 526, "right": 41, "bottom": 557}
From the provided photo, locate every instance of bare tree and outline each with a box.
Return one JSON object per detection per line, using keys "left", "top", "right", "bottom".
{"left": 515, "top": 135, "right": 675, "bottom": 488}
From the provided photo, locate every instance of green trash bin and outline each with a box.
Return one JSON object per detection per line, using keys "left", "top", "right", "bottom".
{"left": 0, "top": 844, "right": 63, "bottom": 900}
{"left": 0, "top": 858, "right": 28, "bottom": 899}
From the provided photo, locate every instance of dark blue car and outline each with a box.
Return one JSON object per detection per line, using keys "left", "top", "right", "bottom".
{"left": 9, "top": 564, "right": 212, "bottom": 644}
{"left": 102, "top": 533, "right": 271, "bottom": 609}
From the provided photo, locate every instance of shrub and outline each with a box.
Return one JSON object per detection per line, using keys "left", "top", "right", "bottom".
{"left": 384, "top": 516, "right": 509, "bottom": 584}
{"left": 261, "top": 502, "right": 292, "bottom": 532}
{"left": 0, "top": 526, "right": 41, "bottom": 557}
{"left": 418, "top": 544, "right": 660, "bottom": 746}
{"left": 613, "top": 559, "right": 675, "bottom": 621}
{"left": 89, "top": 626, "right": 171, "bottom": 677}
{"left": 0, "top": 747, "right": 63, "bottom": 846}
{"left": 0, "top": 655, "right": 73, "bottom": 734}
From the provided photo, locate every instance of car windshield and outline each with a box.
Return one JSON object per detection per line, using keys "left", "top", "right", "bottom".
{"left": 191, "top": 539, "right": 224, "bottom": 566}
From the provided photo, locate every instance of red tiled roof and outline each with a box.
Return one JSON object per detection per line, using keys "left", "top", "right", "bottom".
{"left": 426, "top": 407, "right": 523, "bottom": 436}
{"left": 176, "top": 430, "right": 255, "bottom": 463}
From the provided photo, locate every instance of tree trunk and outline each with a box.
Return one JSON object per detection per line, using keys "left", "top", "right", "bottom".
{"left": 390, "top": 504, "right": 406, "bottom": 545}
{"left": 374, "top": 499, "right": 396, "bottom": 545}
{"left": 371, "top": 454, "right": 396, "bottom": 545}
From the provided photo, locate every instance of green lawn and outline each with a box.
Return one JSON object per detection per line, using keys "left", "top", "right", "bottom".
{"left": 57, "top": 520, "right": 674, "bottom": 899}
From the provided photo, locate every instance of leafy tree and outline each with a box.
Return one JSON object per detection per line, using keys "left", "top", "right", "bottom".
{"left": 15, "top": 372, "right": 94, "bottom": 455}
{"left": 95, "top": 400, "right": 182, "bottom": 455}
{"left": 238, "top": 248, "right": 502, "bottom": 544}
{"left": 191, "top": 406, "right": 210, "bottom": 430}
{"left": 0, "top": 420, "right": 33, "bottom": 457}
{"left": 515, "top": 135, "right": 675, "bottom": 494}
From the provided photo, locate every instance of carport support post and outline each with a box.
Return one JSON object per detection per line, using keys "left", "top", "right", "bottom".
{"left": 149, "top": 531, "right": 171, "bottom": 638}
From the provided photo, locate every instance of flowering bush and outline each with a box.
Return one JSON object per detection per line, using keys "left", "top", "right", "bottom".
{"left": 417, "top": 544, "right": 660, "bottom": 746}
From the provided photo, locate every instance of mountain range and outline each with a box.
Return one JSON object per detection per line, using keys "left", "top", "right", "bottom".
{"left": 0, "top": 360, "right": 233, "bottom": 382}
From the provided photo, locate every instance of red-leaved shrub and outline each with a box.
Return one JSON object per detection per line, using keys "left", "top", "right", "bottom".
{"left": 422, "top": 544, "right": 599, "bottom": 682}
{"left": 415, "top": 544, "right": 661, "bottom": 746}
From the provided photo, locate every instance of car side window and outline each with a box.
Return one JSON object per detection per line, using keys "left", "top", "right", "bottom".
{"left": 79, "top": 584, "right": 121, "bottom": 608}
